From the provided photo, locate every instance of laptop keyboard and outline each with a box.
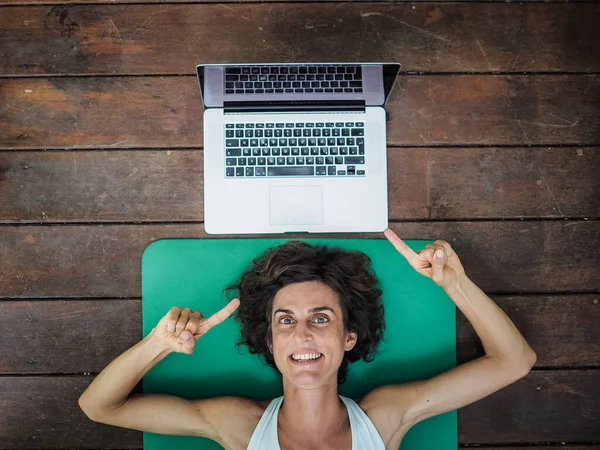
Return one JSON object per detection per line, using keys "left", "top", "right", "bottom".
{"left": 224, "top": 122, "right": 366, "bottom": 178}
{"left": 224, "top": 65, "right": 363, "bottom": 95}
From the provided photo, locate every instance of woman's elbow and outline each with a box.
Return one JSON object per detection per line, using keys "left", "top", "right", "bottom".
{"left": 79, "top": 395, "right": 95, "bottom": 419}
{"left": 522, "top": 347, "right": 537, "bottom": 373}
{"left": 512, "top": 346, "right": 537, "bottom": 379}
{"left": 78, "top": 395, "right": 107, "bottom": 423}
{"left": 496, "top": 345, "right": 537, "bottom": 381}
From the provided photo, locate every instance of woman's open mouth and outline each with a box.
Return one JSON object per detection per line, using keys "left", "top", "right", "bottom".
{"left": 289, "top": 352, "right": 323, "bottom": 364}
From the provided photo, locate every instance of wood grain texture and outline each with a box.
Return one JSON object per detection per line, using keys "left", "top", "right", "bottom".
{"left": 458, "top": 370, "right": 600, "bottom": 443}
{"left": 2, "top": 295, "right": 598, "bottom": 373}
{"left": 0, "top": 372, "right": 597, "bottom": 448}
{"left": 1, "top": 4, "right": 598, "bottom": 74}
{"left": 0, "top": 149, "right": 428, "bottom": 222}
{"left": 0, "top": 150, "right": 207, "bottom": 223}
{"left": 429, "top": 147, "right": 600, "bottom": 219}
{"left": 0, "top": 300, "right": 141, "bottom": 373}
{"left": 0, "top": 0, "right": 597, "bottom": 447}
{"left": 0, "top": 77, "right": 197, "bottom": 149}
{"left": 457, "top": 295, "right": 600, "bottom": 367}
{"left": 1, "top": 147, "right": 598, "bottom": 223}
{"left": 0, "top": 222, "right": 598, "bottom": 299}
{"left": 471, "top": 447, "right": 600, "bottom": 450}
{"left": 1, "top": 75, "right": 598, "bottom": 149}
{"left": 1, "top": 0, "right": 595, "bottom": 4}
{"left": 0, "top": 376, "right": 141, "bottom": 449}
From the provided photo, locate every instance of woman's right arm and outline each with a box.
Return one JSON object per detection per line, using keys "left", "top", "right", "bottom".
{"left": 78, "top": 302, "right": 242, "bottom": 439}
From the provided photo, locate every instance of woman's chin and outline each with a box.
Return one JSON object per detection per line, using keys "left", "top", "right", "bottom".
{"left": 284, "top": 366, "right": 338, "bottom": 389}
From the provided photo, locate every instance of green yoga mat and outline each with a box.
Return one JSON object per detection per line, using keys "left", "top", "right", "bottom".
{"left": 142, "top": 239, "right": 457, "bottom": 450}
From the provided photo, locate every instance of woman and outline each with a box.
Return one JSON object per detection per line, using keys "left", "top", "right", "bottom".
{"left": 79, "top": 229, "right": 536, "bottom": 450}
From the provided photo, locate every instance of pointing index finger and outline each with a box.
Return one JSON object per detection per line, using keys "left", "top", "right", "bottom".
{"left": 201, "top": 298, "right": 240, "bottom": 334}
{"left": 384, "top": 228, "right": 419, "bottom": 263}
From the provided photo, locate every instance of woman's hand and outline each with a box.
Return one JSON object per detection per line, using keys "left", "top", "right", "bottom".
{"left": 149, "top": 299, "right": 240, "bottom": 354}
{"left": 384, "top": 228, "right": 466, "bottom": 289}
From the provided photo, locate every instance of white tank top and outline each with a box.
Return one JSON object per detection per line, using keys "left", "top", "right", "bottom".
{"left": 247, "top": 395, "right": 385, "bottom": 449}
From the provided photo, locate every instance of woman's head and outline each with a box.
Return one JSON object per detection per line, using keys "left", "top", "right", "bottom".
{"left": 225, "top": 241, "right": 385, "bottom": 386}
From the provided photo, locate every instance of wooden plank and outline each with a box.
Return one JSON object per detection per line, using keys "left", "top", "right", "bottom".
{"left": 0, "top": 221, "right": 598, "bottom": 299}
{"left": 2, "top": 295, "right": 597, "bottom": 373}
{"left": 1, "top": 0, "right": 595, "bottom": 4}
{"left": 429, "top": 147, "right": 600, "bottom": 219}
{"left": 459, "top": 370, "right": 600, "bottom": 443}
{"left": 457, "top": 295, "right": 600, "bottom": 367}
{"left": 1, "top": 4, "right": 599, "bottom": 74}
{"left": 0, "top": 77, "right": 200, "bottom": 150}
{"left": 0, "top": 149, "right": 428, "bottom": 222}
{"left": 472, "top": 448, "right": 599, "bottom": 450}
{"left": 1, "top": 147, "right": 598, "bottom": 223}
{"left": 1, "top": 75, "right": 598, "bottom": 149}
{"left": 0, "top": 300, "right": 141, "bottom": 373}
{"left": 0, "top": 372, "right": 597, "bottom": 448}
{"left": 0, "top": 376, "right": 141, "bottom": 449}
{"left": 0, "top": 150, "right": 208, "bottom": 223}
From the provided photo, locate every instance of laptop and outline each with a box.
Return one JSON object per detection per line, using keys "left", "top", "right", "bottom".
{"left": 196, "top": 62, "right": 401, "bottom": 234}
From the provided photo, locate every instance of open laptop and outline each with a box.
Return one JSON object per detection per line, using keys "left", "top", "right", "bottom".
{"left": 196, "top": 62, "right": 401, "bottom": 234}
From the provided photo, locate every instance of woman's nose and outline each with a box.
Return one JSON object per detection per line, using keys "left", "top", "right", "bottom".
{"left": 293, "top": 322, "right": 313, "bottom": 342}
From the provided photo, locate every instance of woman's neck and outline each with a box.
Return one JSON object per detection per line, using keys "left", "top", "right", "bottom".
{"left": 278, "top": 380, "right": 350, "bottom": 442}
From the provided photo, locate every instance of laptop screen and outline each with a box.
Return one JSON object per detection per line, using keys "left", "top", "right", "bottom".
{"left": 197, "top": 63, "right": 401, "bottom": 108}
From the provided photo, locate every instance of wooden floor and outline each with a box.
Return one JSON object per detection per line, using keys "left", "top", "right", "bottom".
{"left": 1, "top": 0, "right": 599, "bottom": 448}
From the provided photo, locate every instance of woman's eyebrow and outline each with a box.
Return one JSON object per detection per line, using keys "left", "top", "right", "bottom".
{"left": 309, "top": 306, "right": 336, "bottom": 315}
{"left": 273, "top": 306, "right": 336, "bottom": 316}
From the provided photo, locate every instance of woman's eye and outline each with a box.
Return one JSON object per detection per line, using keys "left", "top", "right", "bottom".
{"left": 313, "top": 316, "right": 329, "bottom": 324}
{"left": 280, "top": 317, "right": 293, "bottom": 324}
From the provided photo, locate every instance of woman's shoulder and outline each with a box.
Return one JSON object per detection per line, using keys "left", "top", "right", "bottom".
{"left": 355, "top": 387, "right": 414, "bottom": 447}
{"left": 197, "top": 396, "right": 271, "bottom": 449}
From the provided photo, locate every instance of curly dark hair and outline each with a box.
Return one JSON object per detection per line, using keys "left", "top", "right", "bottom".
{"left": 225, "top": 240, "right": 385, "bottom": 384}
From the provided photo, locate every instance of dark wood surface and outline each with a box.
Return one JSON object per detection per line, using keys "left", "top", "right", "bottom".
{"left": 457, "top": 294, "right": 600, "bottom": 367}
{"left": 2, "top": 0, "right": 596, "bottom": 4}
{"left": 0, "top": 147, "right": 598, "bottom": 222}
{"left": 2, "top": 75, "right": 599, "bottom": 149}
{"left": 472, "top": 448, "right": 600, "bottom": 450}
{"left": 1, "top": 222, "right": 598, "bottom": 298}
{"left": 1, "top": 4, "right": 598, "bottom": 74}
{"left": 458, "top": 370, "right": 600, "bottom": 443}
{"left": 1, "top": 0, "right": 598, "bottom": 448}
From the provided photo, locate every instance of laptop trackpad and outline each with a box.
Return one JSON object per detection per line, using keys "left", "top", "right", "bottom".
{"left": 269, "top": 186, "right": 323, "bottom": 226}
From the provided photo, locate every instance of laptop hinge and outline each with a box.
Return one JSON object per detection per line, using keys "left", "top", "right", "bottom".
{"left": 223, "top": 100, "right": 366, "bottom": 114}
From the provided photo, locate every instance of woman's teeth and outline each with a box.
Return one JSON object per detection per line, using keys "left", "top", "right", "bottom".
{"left": 291, "top": 353, "right": 322, "bottom": 361}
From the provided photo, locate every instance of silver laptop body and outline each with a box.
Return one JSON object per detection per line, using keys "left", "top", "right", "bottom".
{"left": 197, "top": 62, "right": 401, "bottom": 234}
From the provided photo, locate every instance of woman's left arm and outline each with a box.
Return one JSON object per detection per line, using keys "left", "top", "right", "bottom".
{"left": 362, "top": 229, "right": 536, "bottom": 434}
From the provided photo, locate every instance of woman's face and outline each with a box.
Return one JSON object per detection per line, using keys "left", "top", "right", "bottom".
{"left": 270, "top": 280, "right": 357, "bottom": 389}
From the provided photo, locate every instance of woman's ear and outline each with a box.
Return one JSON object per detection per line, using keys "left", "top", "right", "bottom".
{"left": 344, "top": 332, "right": 357, "bottom": 351}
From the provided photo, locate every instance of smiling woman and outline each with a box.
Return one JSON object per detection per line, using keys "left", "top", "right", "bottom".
{"left": 223, "top": 242, "right": 389, "bottom": 449}
{"left": 226, "top": 240, "right": 386, "bottom": 385}
{"left": 78, "top": 230, "right": 536, "bottom": 450}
